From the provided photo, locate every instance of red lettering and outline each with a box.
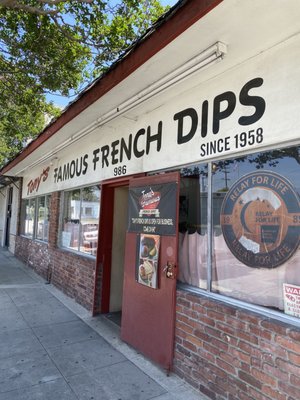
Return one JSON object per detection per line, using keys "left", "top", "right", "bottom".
{"left": 27, "top": 166, "right": 50, "bottom": 195}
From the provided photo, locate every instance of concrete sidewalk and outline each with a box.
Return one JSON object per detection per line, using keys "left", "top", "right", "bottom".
{"left": 0, "top": 248, "right": 207, "bottom": 400}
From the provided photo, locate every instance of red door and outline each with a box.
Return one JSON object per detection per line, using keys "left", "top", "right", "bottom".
{"left": 121, "top": 172, "right": 179, "bottom": 371}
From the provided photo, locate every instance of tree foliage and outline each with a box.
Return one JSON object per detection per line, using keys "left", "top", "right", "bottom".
{"left": 0, "top": 0, "right": 167, "bottom": 167}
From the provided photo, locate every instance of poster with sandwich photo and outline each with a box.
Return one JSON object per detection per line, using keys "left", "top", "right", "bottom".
{"left": 137, "top": 234, "right": 160, "bottom": 288}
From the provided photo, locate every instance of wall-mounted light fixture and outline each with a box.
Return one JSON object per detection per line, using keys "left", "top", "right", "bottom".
{"left": 96, "top": 41, "right": 227, "bottom": 127}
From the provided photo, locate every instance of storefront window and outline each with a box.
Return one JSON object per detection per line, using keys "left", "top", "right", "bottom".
{"left": 20, "top": 195, "right": 50, "bottom": 241}
{"left": 212, "top": 146, "right": 300, "bottom": 313}
{"left": 20, "top": 198, "right": 35, "bottom": 237}
{"left": 178, "top": 164, "right": 208, "bottom": 289}
{"left": 178, "top": 145, "right": 300, "bottom": 317}
{"left": 61, "top": 185, "right": 100, "bottom": 256}
{"left": 36, "top": 196, "right": 50, "bottom": 241}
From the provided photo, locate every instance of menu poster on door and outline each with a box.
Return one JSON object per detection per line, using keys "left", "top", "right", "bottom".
{"left": 136, "top": 234, "right": 160, "bottom": 289}
{"left": 128, "top": 182, "right": 177, "bottom": 235}
{"left": 283, "top": 283, "right": 300, "bottom": 318}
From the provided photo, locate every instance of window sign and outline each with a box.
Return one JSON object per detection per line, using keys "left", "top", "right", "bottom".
{"left": 283, "top": 284, "right": 300, "bottom": 318}
{"left": 220, "top": 171, "right": 300, "bottom": 268}
{"left": 128, "top": 182, "right": 177, "bottom": 235}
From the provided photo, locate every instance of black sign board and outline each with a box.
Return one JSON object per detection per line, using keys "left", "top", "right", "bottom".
{"left": 128, "top": 182, "right": 177, "bottom": 235}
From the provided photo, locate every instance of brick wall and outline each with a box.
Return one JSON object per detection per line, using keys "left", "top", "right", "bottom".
{"left": 15, "top": 191, "right": 97, "bottom": 312}
{"left": 15, "top": 235, "right": 96, "bottom": 311}
{"left": 174, "top": 289, "right": 300, "bottom": 400}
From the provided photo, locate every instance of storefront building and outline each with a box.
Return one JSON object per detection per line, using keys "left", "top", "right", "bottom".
{"left": 1, "top": 0, "right": 300, "bottom": 398}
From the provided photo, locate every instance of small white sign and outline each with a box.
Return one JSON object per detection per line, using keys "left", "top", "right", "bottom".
{"left": 61, "top": 231, "right": 72, "bottom": 247}
{"left": 283, "top": 283, "right": 300, "bottom": 318}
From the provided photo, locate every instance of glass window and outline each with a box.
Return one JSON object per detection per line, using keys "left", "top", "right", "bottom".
{"left": 178, "top": 145, "right": 300, "bottom": 318}
{"left": 212, "top": 146, "right": 300, "bottom": 313}
{"left": 20, "top": 198, "right": 35, "bottom": 237}
{"left": 61, "top": 185, "right": 100, "bottom": 256}
{"left": 36, "top": 196, "right": 50, "bottom": 241}
{"left": 20, "top": 195, "right": 50, "bottom": 241}
{"left": 178, "top": 164, "right": 208, "bottom": 289}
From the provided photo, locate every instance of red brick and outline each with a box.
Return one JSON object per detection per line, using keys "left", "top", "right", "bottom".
{"left": 203, "top": 341, "right": 221, "bottom": 356}
{"left": 276, "top": 358, "right": 300, "bottom": 376}
{"left": 176, "top": 320, "right": 194, "bottom": 335}
{"left": 237, "top": 311, "right": 260, "bottom": 325}
{"left": 192, "top": 368, "right": 216, "bottom": 384}
{"left": 226, "top": 316, "right": 247, "bottom": 330}
{"left": 207, "top": 309, "right": 226, "bottom": 321}
{"left": 278, "top": 381, "right": 300, "bottom": 400}
{"left": 251, "top": 368, "right": 276, "bottom": 386}
{"left": 237, "top": 330, "right": 259, "bottom": 345}
{"left": 287, "top": 329, "right": 300, "bottom": 341}
{"left": 288, "top": 351, "right": 300, "bottom": 365}
{"left": 216, "top": 322, "right": 236, "bottom": 337}
{"left": 211, "top": 337, "right": 229, "bottom": 352}
{"left": 192, "top": 303, "right": 206, "bottom": 314}
{"left": 176, "top": 312, "right": 192, "bottom": 326}
{"left": 275, "top": 335, "right": 300, "bottom": 353}
{"left": 194, "top": 328, "right": 210, "bottom": 342}
{"left": 219, "top": 350, "right": 240, "bottom": 368}
{"left": 238, "top": 392, "right": 253, "bottom": 400}
{"left": 240, "top": 361, "right": 251, "bottom": 373}
{"left": 228, "top": 376, "right": 248, "bottom": 393}
{"left": 177, "top": 297, "right": 191, "bottom": 308}
{"left": 259, "top": 339, "right": 287, "bottom": 359}
{"left": 216, "top": 358, "right": 236, "bottom": 375}
{"left": 215, "top": 376, "right": 238, "bottom": 397}
{"left": 197, "top": 346, "right": 216, "bottom": 364}
{"left": 15, "top": 219, "right": 95, "bottom": 312}
{"left": 182, "top": 339, "right": 197, "bottom": 353}
{"left": 238, "top": 371, "right": 262, "bottom": 390}
{"left": 261, "top": 386, "right": 286, "bottom": 400}
{"left": 260, "top": 320, "right": 288, "bottom": 336}
{"left": 185, "top": 334, "right": 203, "bottom": 348}
{"left": 205, "top": 325, "right": 223, "bottom": 340}
{"left": 199, "top": 315, "right": 216, "bottom": 327}
{"left": 239, "top": 340, "right": 255, "bottom": 355}
{"left": 230, "top": 348, "right": 251, "bottom": 364}
{"left": 249, "top": 387, "right": 278, "bottom": 400}
{"left": 199, "top": 384, "right": 217, "bottom": 400}
{"left": 249, "top": 325, "right": 272, "bottom": 341}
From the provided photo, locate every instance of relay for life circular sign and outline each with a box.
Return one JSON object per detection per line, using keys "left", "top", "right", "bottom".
{"left": 220, "top": 171, "right": 300, "bottom": 268}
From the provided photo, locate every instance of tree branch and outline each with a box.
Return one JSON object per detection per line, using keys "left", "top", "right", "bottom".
{"left": 0, "top": 0, "right": 92, "bottom": 16}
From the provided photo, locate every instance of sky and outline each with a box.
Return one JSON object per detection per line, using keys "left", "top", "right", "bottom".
{"left": 47, "top": 0, "right": 179, "bottom": 108}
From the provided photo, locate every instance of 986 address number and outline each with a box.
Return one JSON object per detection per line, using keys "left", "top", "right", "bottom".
{"left": 114, "top": 165, "right": 127, "bottom": 176}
